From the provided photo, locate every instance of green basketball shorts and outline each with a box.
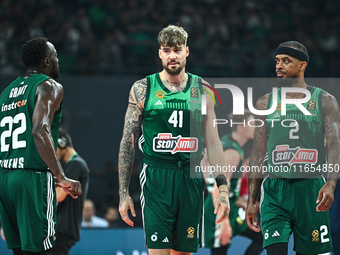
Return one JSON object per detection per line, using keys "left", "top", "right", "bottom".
{"left": 139, "top": 160, "right": 204, "bottom": 252}
{"left": 260, "top": 177, "right": 333, "bottom": 254}
{"left": 0, "top": 169, "right": 56, "bottom": 252}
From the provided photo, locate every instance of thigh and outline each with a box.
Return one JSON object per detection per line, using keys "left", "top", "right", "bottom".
{"left": 0, "top": 170, "right": 21, "bottom": 250}
{"left": 14, "top": 170, "right": 56, "bottom": 252}
{"left": 140, "top": 164, "right": 177, "bottom": 249}
{"left": 293, "top": 178, "right": 333, "bottom": 254}
{"left": 173, "top": 171, "right": 204, "bottom": 253}
{"left": 260, "top": 178, "right": 293, "bottom": 248}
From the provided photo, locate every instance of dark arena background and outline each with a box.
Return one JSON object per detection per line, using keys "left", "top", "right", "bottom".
{"left": 0, "top": 0, "right": 339, "bottom": 254}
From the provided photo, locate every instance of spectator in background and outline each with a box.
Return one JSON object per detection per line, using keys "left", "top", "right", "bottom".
{"left": 51, "top": 129, "right": 90, "bottom": 255}
{"left": 103, "top": 206, "right": 125, "bottom": 228}
{"left": 82, "top": 199, "right": 109, "bottom": 228}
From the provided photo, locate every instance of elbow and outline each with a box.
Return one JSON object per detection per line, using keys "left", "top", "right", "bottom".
{"left": 32, "top": 122, "right": 49, "bottom": 143}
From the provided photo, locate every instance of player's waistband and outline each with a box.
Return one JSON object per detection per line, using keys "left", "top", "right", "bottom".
{"left": 0, "top": 167, "right": 50, "bottom": 172}
{"left": 267, "top": 173, "right": 323, "bottom": 180}
{"left": 143, "top": 155, "right": 201, "bottom": 169}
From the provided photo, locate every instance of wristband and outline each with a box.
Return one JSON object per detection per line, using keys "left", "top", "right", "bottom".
{"left": 216, "top": 174, "right": 228, "bottom": 187}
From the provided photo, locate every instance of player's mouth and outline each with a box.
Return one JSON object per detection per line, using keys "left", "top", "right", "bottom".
{"left": 168, "top": 62, "right": 179, "bottom": 67}
{"left": 277, "top": 71, "right": 285, "bottom": 77}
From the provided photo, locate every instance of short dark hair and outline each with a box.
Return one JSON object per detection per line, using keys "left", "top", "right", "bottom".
{"left": 228, "top": 109, "right": 253, "bottom": 132}
{"left": 278, "top": 41, "right": 308, "bottom": 57}
{"left": 58, "top": 128, "right": 73, "bottom": 148}
{"left": 21, "top": 37, "right": 49, "bottom": 67}
{"left": 158, "top": 25, "right": 188, "bottom": 48}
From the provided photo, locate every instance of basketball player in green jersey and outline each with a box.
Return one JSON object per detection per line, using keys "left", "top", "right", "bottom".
{"left": 0, "top": 37, "right": 81, "bottom": 255}
{"left": 118, "top": 25, "right": 230, "bottom": 255}
{"left": 246, "top": 41, "right": 340, "bottom": 255}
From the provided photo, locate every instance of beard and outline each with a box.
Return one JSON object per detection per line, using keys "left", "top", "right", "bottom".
{"left": 51, "top": 64, "right": 61, "bottom": 80}
{"left": 277, "top": 74, "right": 299, "bottom": 87}
{"left": 163, "top": 60, "right": 185, "bottom": 76}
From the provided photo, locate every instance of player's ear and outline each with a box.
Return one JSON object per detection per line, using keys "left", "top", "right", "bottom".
{"left": 186, "top": 46, "right": 189, "bottom": 57}
{"left": 299, "top": 61, "right": 307, "bottom": 72}
{"left": 159, "top": 46, "right": 163, "bottom": 59}
{"left": 43, "top": 57, "right": 50, "bottom": 67}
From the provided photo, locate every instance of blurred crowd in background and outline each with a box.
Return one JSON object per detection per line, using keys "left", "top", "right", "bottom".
{"left": 1, "top": 0, "right": 340, "bottom": 77}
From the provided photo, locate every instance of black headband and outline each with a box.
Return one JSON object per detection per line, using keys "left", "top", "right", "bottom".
{"left": 275, "top": 46, "right": 309, "bottom": 63}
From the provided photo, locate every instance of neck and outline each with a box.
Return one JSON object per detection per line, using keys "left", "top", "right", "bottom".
{"left": 63, "top": 148, "right": 77, "bottom": 163}
{"left": 159, "top": 69, "right": 186, "bottom": 84}
{"left": 159, "top": 70, "right": 188, "bottom": 92}
{"left": 231, "top": 131, "right": 248, "bottom": 147}
{"left": 26, "top": 68, "right": 44, "bottom": 77}
{"left": 285, "top": 77, "right": 307, "bottom": 98}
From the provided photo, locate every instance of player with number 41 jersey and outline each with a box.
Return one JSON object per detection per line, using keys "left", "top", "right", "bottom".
{"left": 139, "top": 72, "right": 204, "bottom": 165}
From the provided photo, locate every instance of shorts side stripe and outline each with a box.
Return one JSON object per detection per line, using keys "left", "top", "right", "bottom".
{"left": 43, "top": 172, "right": 54, "bottom": 250}
{"left": 140, "top": 163, "right": 147, "bottom": 238}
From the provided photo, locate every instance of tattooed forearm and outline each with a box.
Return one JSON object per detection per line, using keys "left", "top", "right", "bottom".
{"left": 323, "top": 92, "right": 340, "bottom": 182}
{"left": 248, "top": 94, "right": 269, "bottom": 203}
{"left": 248, "top": 151, "right": 265, "bottom": 203}
{"left": 118, "top": 79, "right": 147, "bottom": 204}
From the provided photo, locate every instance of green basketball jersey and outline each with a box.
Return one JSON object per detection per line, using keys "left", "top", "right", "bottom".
{"left": 139, "top": 72, "right": 204, "bottom": 165}
{"left": 0, "top": 74, "right": 62, "bottom": 170}
{"left": 265, "top": 86, "right": 325, "bottom": 178}
{"left": 220, "top": 133, "right": 244, "bottom": 199}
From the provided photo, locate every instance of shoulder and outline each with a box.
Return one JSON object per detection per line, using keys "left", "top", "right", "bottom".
{"left": 200, "top": 78, "right": 212, "bottom": 92}
{"left": 68, "top": 155, "right": 87, "bottom": 168}
{"left": 131, "top": 78, "right": 148, "bottom": 102}
{"left": 322, "top": 91, "right": 338, "bottom": 103}
{"left": 322, "top": 91, "right": 340, "bottom": 114}
{"left": 255, "top": 93, "right": 270, "bottom": 110}
{"left": 36, "top": 78, "right": 63, "bottom": 95}
{"left": 132, "top": 78, "right": 147, "bottom": 90}
{"left": 69, "top": 156, "right": 90, "bottom": 173}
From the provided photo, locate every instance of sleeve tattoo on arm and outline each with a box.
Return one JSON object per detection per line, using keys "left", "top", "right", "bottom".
{"left": 248, "top": 94, "right": 269, "bottom": 203}
{"left": 322, "top": 92, "right": 340, "bottom": 182}
{"left": 119, "top": 79, "right": 147, "bottom": 204}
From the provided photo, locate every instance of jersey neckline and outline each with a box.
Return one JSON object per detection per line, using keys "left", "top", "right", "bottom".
{"left": 156, "top": 72, "right": 191, "bottom": 94}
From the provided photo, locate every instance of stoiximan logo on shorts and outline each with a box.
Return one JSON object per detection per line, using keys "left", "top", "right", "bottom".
{"left": 153, "top": 133, "right": 198, "bottom": 154}
{"left": 272, "top": 145, "right": 318, "bottom": 165}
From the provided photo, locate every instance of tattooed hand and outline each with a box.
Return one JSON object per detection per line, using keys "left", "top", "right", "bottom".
{"left": 119, "top": 195, "right": 136, "bottom": 226}
{"left": 214, "top": 184, "right": 230, "bottom": 223}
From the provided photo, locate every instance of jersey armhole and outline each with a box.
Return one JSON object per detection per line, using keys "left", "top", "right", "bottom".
{"left": 318, "top": 89, "right": 325, "bottom": 127}
{"left": 265, "top": 92, "right": 273, "bottom": 131}
{"left": 143, "top": 76, "right": 151, "bottom": 115}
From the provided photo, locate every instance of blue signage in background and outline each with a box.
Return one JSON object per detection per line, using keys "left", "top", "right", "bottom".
{"left": 0, "top": 228, "right": 296, "bottom": 254}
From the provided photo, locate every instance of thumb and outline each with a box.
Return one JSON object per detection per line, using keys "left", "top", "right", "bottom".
{"left": 253, "top": 215, "right": 257, "bottom": 226}
{"left": 316, "top": 190, "right": 323, "bottom": 204}
{"left": 130, "top": 203, "right": 136, "bottom": 217}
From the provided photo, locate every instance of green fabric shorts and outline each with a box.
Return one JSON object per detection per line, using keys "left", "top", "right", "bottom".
{"left": 0, "top": 169, "right": 56, "bottom": 252}
{"left": 260, "top": 177, "right": 333, "bottom": 254}
{"left": 140, "top": 160, "right": 204, "bottom": 252}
